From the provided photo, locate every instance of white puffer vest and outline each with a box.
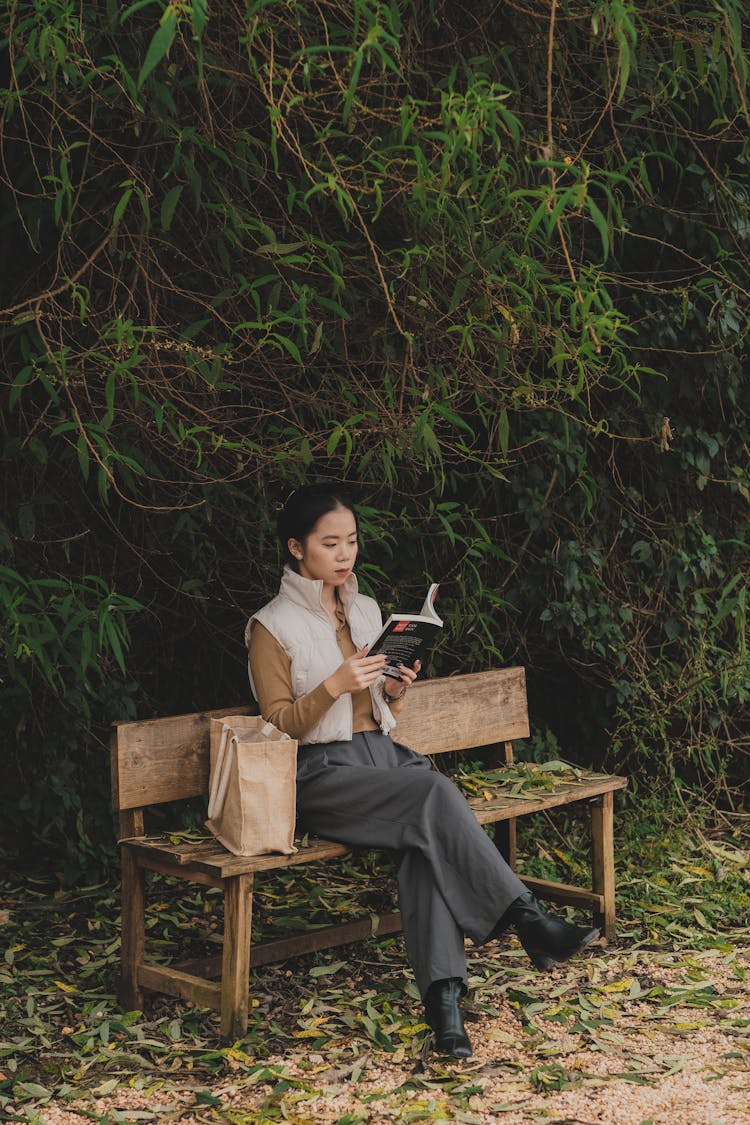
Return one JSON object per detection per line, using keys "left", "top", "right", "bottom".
{"left": 245, "top": 566, "right": 396, "bottom": 744}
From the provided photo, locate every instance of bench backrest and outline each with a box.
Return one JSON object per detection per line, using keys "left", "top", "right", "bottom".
{"left": 111, "top": 667, "right": 528, "bottom": 815}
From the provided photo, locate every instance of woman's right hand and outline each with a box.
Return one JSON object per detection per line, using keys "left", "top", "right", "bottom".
{"left": 324, "top": 648, "right": 387, "bottom": 699}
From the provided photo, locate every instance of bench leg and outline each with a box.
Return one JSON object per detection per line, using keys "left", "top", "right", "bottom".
{"left": 494, "top": 819, "right": 517, "bottom": 869}
{"left": 119, "top": 849, "right": 145, "bottom": 1011}
{"left": 220, "top": 873, "right": 254, "bottom": 1044}
{"left": 591, "top": 791, "right": 616, "bottom": 942}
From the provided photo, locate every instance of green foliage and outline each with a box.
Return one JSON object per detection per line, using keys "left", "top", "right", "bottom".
{"left": 0, "top": 564, "right": 140, "bottom": 874}
{"left": 1, "top": 0, "right": 750, "bottom": 871}
{"left": 1, "top": 567, "right": 141, "bottom": 698}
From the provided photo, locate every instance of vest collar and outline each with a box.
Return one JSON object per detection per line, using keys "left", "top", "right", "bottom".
{"left": 278, "top": 564, "right": 360, "bottom": 618}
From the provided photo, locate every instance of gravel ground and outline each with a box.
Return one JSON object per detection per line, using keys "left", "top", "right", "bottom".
{"left": 28, "top": 940, "right": 750, "bottom": 1125}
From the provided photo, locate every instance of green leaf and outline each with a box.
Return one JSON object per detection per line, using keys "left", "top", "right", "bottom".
{"left": 121, "top": 0, "right": 161, "bottom": 21}
{"left": 9, "top": 365, "right": 35, "bottom": 410}
{"left": 77, "top": 435, "right": 91, "bottom": 481}
{"left": 343, "top": 50, "right": 363, "bottom": 126}
{"left": 192, "top": 0, "right": 208, "bottom": 37}
{"left": 101, "top": 612, "right": 127, "bottom": 674}
{"left": 160, "top": 184, "right": 183, "bottom": 231}
{"left": 15, "top": 1083, "right": 52, "bottom": 1101}
{"left": 137, "top": 12, "right": 178, "bottom": 90}
{"left": 271, "top": 333, "right": 302, "bottom": 364}
{"left": 432, "top": 403, "right": 474, "bottom": 436}
{"left": 309, "top": 961, "right": 346, "bottom": 977}
{"left": 586, "top": 195, "right": 610, "bottom": 258}
{"left": 498, "top": 409, "right": 509, "bottom": 455}
{"left": 255, "top": 240, "right": 308, "bottom": 257}
{"left": 113, "top": 187, "right": 133, "bottom": 227}
{"left": 195, "top": 1091, "right": 222, "bottom": 1106}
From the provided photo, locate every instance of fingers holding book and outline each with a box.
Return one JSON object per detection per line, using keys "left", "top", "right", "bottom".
{"left": 383, "top": 658, "right": 421, "bottom": 702}
{"left": 325, "top": 648, "right": 387, "bottom": 698}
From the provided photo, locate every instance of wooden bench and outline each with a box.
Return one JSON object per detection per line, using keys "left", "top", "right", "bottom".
{"left": 111, "top": 667, "right": 627, "bottom": 1042}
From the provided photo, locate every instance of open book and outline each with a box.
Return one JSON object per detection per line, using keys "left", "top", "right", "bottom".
{"left": 367, "top": 583, "right": 443, "bottom": 679}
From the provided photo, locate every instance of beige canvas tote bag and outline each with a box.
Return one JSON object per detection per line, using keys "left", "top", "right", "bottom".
{"left": 206, "top": 716, "right": 298, "bottom": 856}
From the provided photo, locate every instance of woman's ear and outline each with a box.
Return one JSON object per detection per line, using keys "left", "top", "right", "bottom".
{"left": 288, "top": 538, "right": 303, "bottom": 560}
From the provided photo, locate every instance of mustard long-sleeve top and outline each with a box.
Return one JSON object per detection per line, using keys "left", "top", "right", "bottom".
{"left": 247, "top": 610, "right": 404, "bottom": 743}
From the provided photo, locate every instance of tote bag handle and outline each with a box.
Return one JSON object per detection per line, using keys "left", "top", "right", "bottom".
{"left": 207, "top": 720, "right": 288, "bottom": 820}
{"left": 207, "top": 723, "right": 234, "bottom": 820}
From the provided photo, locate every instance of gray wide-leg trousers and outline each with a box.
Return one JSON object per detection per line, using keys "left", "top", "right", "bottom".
{"left": 295, "top": 730, "right": 527, "bottom": 998}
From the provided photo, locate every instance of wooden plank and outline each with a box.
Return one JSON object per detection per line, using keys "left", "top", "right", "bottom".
{"left": 124, "top": 834, "right": 352, "bottom": 877}
{"left": 494, "top": 821, "right": 517, "bottom": 868}
{"left": 492, "top": 742, "right": 517, "bottom": 866}
{"left": 118, "top": 807, "right": 144, "bottom": 840}
{"left": 469, "top": 775, "right": 628, "bottom": 824}
{"left": 196, "top": 838, "right": 353, "bottom": 877}
{"left": 110, "top": 730, "right": 123, "bottom": 811}
{"left": 119, "top": 850, "right": 145, "bottom": 1012}
{"left": 252, "top": 910, "right": 404, "bottom": 966}
{"left": 126, "top": 838, "right": 232, "bottom": 867}
{"left": 520, "top": 876, "right": 605, "bottom": 912}
{"left": 112, "top": 705, "right": 255, "bottom": 810}
{"left": 133, "top": 852, "right": 224, "bottom": 889}
{"left": 591, "top": 791, "right": 616, "bottom": 941}
{"left": 221, "top": 874, "right": 253, "bottom": 1042}
{"left": 139, "top": 962, "right": 222, "bottom": 1010}
{"left": 397, "top": 667, "right": 530, "bottom": 754}
{"left": 175, "top": 912, "right": 405, "bottom": 980}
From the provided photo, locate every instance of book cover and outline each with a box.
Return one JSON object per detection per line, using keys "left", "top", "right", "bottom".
{"left": 368, "top": 583, "right": 443, "bottom": 678}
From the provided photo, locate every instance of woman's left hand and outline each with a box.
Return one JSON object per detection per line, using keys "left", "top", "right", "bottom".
{"left": 383, "top": 659, "right": 421, "bottom": 701}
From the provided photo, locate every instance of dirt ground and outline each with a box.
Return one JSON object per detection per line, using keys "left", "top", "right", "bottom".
{"left": 3, "top": 819, "right": 749, "bottom": 1125}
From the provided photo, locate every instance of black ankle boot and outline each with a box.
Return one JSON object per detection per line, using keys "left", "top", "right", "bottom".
{"left": 505, "top": 892, "right": 599, "bottom": 971}
{"left": 424, "top": 978, "right": 472, "bottom": 1058}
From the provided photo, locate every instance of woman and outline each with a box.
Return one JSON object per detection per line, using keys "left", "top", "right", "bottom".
{"left": 246, "top": 483, "right": 598, "bottom": 1059}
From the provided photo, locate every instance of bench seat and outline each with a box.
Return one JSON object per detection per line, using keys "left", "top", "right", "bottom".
{"left": 123, "top": 771, "right": 626, "bottom": 880}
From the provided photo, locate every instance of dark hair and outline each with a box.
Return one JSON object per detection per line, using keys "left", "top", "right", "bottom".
{"left": 277, "top": 483, "right": 356, "bottom": 569}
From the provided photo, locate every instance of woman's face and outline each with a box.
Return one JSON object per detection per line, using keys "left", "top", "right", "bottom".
{"left": 289, "top": 505, "right": 358, "bottom": 588}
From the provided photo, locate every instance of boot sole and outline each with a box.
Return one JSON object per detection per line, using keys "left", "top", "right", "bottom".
{"left": 425, "top": 1015, "right": 474, "bottom": 1058}
{"left": 425, "top": 1014, "right": 473, "bottom": 1059}
{"left": 525, "top": 926, "right": 600, "bottom": 972}
{"left": 432, "top": 1035, "right": 473, "bottom": 1059}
